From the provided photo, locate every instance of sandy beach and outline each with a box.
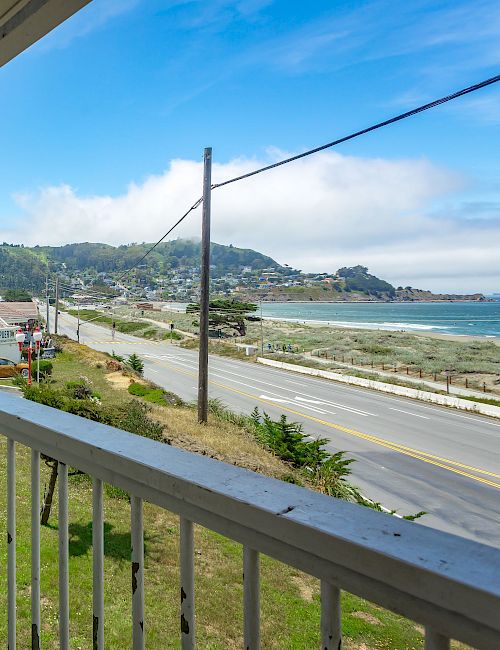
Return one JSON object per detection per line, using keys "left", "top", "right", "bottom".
{"left": 262, "top": 316, "right": 500, "bottom": 346}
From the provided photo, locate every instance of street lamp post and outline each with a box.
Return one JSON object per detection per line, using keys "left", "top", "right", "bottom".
{"left": 33, "top": 327, "right": 43, "bottom": 383}
{"left": 15, "top": 329, "right": 30, "bottom": 384}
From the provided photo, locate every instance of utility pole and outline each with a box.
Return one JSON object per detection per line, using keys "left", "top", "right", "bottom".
{"left": 54, "top": 276, "right": 60, "bottom": 334}
{"left": 77, "top": 301, "right": 80, "bottom": 344}
{"left": 45, "top": 275, "right": 50, "bottom": 334}
{"left": 198, "top": 147, "right": 212, "bottom": 423}
{"left": 260, "top": 299, "right": 264, "bottom": 356}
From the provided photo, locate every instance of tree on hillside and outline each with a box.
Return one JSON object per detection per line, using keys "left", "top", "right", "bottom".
{"left": 336, "top": 266, "right": 395, "bottom": 297}
{"left": 3, "top": 288, "right": 33, "bottom": 301}
{"left": 187, "top": 299, "right": 258, "bottom": 336}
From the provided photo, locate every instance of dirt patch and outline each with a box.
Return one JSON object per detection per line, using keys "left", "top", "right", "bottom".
{"left": 291, "top": 574, "right": 317, "bottom": 602}
{"left": 343, "top": 642, "right": 371, "bottom": 650}
{"left": 105, "top": 372, "right": 134, "bottom": 389}
{"left": 351, "top": 611, "right": 381, "bottom": 625}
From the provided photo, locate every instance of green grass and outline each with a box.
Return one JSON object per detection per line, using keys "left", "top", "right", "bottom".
{"left": 67, "top": 309, "right": 182, "bottom": 343}
{"left": 459, "top": 395, "right": 500, "bottom": 407}
{"left": 128, "top": 382, "right": 179, "bottom": 405}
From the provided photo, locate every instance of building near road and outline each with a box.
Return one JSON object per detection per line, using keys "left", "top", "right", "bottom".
{"left": 0, "top": 325, "right": 22, "bottom": 363}
{"left": 0, "top": 301, "right": 39, "bottom": 327}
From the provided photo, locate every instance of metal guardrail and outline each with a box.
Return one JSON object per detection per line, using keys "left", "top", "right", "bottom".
{"left": 1, "top": 392, "right": 499, "bottom": 649}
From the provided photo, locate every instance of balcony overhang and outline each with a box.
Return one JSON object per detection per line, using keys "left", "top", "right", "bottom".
{"left": 0, "top": 0, "right": 92, "bottom": 67}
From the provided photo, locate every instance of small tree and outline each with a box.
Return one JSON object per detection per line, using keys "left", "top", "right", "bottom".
{"left": 126, "top": 353, "right": 144, "bottom": 376}
{"left": 187, "top": 299, "right": 258, "bottom": 336}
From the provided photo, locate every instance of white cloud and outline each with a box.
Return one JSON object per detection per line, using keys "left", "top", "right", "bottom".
{"left": 5, "top": 150, "right": 500, "bottom": 292}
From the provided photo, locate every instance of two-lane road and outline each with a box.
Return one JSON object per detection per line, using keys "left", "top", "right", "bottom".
{"left": 55, "top": 309, "right": 500, "bottom": 547}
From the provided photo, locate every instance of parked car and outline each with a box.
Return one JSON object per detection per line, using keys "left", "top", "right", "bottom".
{"left": 0, "top": 358, "right": 29, "bottom": 378}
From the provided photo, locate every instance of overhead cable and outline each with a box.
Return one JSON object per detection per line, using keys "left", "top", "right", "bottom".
{"left": 212, "top": 73, "right": 500, "bottom": 189}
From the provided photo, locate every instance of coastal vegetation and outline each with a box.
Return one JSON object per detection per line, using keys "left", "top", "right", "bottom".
{"left": 242, "top": 320, "right": 500, "bottom": 396}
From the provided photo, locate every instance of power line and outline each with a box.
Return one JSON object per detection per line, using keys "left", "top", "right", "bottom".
{"left": 115, "top": 196, "right": 203, "bottom": 283}
{"left": 211, "top": 73, "right": 500, "bottom": 189}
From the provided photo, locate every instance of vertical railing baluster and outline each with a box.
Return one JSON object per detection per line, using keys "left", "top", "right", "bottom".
{"left": 7, "top": 438, "right": 16, "bottom": 649}
{"left": 59, "top": 462, "right": 69, "bottom": 649}
{"left": 31, "top": 449, "right": 41, "bottom": 650}
{"left": 243, "top": 546, "right": 260, "bottom": 649}
{"left": 180, "top": 517, "right": 195, "bottom": 650}
{"left": 425, "top": 628, "right": 450, "bottom": 649}
{"left": 93, "top": 478, "right": 104, "bottom": 650}
{"left": 131, "top": 496, "right": 144, "bottom": 650}
{"left": 320, "top": 581, "right": 341, "bottom": 649}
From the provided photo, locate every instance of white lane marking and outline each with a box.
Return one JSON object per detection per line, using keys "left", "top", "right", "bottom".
{"left": 259, "top": 395, "right": 287, "bottom": 403}
{"left": 256, "top": 395, "right": 329, "bottom": 415}
{"left": 387, "top": 400, "right": 500, "bottom": 428}
{"left": 148, "top": 369, "right": 159, "bottom": 374}
{"left": 389, "top": 407, "right": 429, "bottom": 420}
{"left": 262, "top": 367, "right": 500, "bottom": 427}
{"left": 295, "top": 396, "right": 329, "bottom": 405}
{"left": 207, "top": 365, "right": 373, "bottom": 416}
{"left": 211, "top": 373, "right": 328, "bottom": 415}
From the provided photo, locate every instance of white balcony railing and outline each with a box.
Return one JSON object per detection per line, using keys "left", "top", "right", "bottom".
{"left": 1, "top": 392, "right": 499, "bottom": 649}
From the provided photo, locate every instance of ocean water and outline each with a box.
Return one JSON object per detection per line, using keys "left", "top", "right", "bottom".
{"left": 259, "top": 300, "right": 500, "bottom": 338}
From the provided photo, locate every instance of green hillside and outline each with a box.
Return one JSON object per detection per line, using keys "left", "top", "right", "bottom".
{"left": 0, "top": 239, "right": 282, "bottom": 293}
{"left": 34, "top": 239, "right": 280, "bottom": 275}
{"left": 0, "top": 245, "right": 47, "bottom": 293}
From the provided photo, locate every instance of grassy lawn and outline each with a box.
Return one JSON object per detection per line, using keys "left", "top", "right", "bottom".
{"left": 0, "top": 339, "right": 467, "bottom": 648}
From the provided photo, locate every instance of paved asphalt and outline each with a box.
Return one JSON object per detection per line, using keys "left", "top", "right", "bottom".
{"left": 54, "top": 309, "right": 500, "bottom": 547}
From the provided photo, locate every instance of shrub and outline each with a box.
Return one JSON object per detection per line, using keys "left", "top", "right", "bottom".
{"left": 22, "top": 383, "right": 67, "bottom": 410}
{"left": 114, "top": 401, "right": 164, "bottom": 442}
{"left": 312, "top": 452, "right": 361, "bottom": 502}
{"left": 106, "top": 359, "right": 122, "bottom": 372}
{"left": 31, "top": 360, "right": 53, "bottom": 379}
{"left": 251, "top": 409, "right": 329, "bottom": 470}
{"left": 66, "top": 398, "right": 103, "bottom": 422}
{"left": 66, "top": 379, "right": 93, "bottom": 400}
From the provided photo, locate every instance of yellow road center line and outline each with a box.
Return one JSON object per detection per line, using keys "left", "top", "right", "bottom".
{"left": 151, "top": 359, "right": 500, "bottom": 490}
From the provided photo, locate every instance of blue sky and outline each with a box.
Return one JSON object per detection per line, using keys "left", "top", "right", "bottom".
{"left": 1, "top": 0, "right": 499, "bottom": 291}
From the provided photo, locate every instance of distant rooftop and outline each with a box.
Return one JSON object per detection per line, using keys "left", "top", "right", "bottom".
{"left": 0, "top": 300, "right": 38, "bottom": 325}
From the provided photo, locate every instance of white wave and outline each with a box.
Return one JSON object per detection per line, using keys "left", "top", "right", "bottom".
{"left": 263, "top": 316, "right": 449, "bottom": 332}
{"left": 381, "top": 322, "right": 446, "bottom": 331}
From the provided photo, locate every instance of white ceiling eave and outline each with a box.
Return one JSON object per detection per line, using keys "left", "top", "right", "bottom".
{"left": 0, "top": 0, "right": 92, "bottom": 67}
